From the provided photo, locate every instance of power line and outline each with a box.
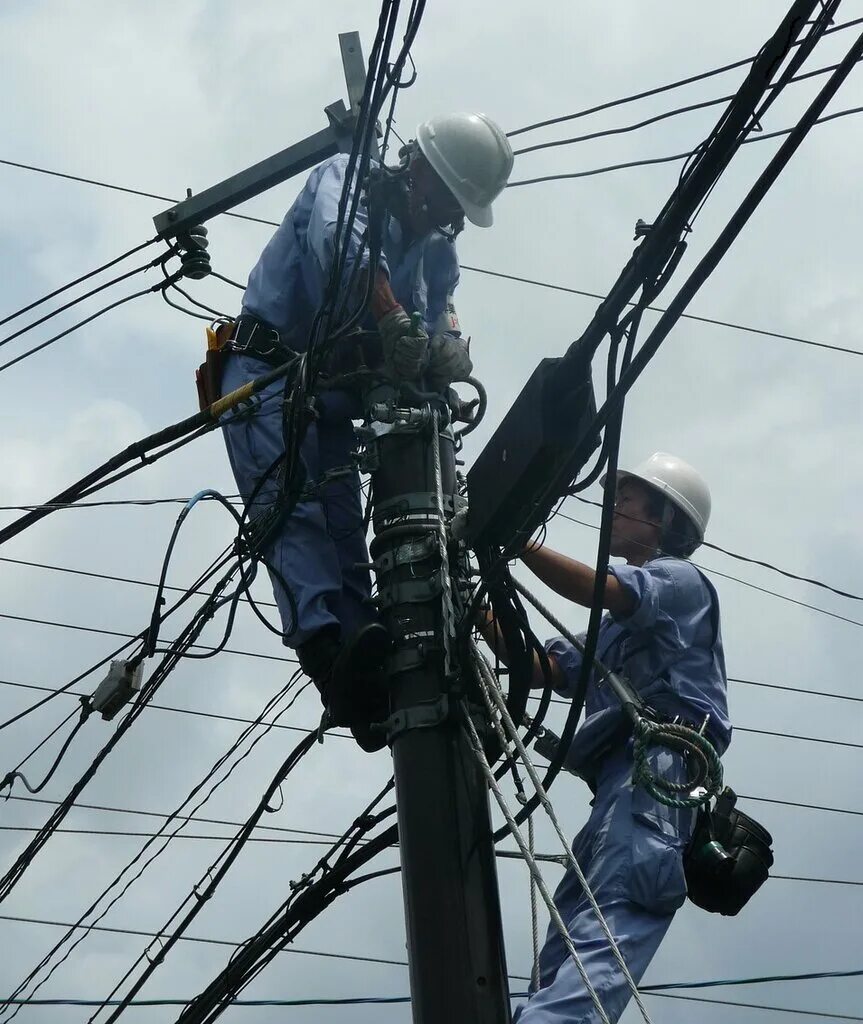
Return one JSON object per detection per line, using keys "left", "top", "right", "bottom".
{"left": 0, "top": 158, "right": 279, "bottom": 229}
{"left": 0, "top": 237, "right": 159, "bottom": 329}
{"left": 4, "top": 794, "right": 353, "bottom": 841}
{"left": 0, "top": 283, "right": 165, "bottom": 376}
{"left": 0, "top": 677, "right": 349, "bottom": 741}
{"left": 0, "top": 912, "right": 412, "bottom": 972}
{"left": 566, "top": 495, "right": 863, "bottom": 601}
{"left": 464, "top": 263, "right": 862, "bottom": 356}
{"left": 507, "top": 105, "right": 863, "bottom": 187}
{"left": 554, "top": 510, "right": 863, "bottom": 628}
{"left": 0, "top": 611, "right": 298, "bottom": 663}
{"left": 0, "top": 826, "right": 347, "bottom": 847}
{"left": 0, "top": 554, "right": 278, "bottom": 608}
{"left": 506, "top": 15, "right": 863, "bottom": 138}
{"left": 512, "top": 58, "right": 857, "bottom": 157}
{"left": 645, "top": 991, "right": 863, "bottom": 1020}
{"left": 2, "top": 157, "right": 856, "bottom": 363}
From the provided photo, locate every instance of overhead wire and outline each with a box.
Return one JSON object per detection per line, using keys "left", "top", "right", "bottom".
{"left": 512, "top": 55, "right": 859, "bottom": 157}
{"left": 0, "top": 674, "right": 313, "bottom": 1021}
{"left": 0, "top": 235, "right": 160, "bottom": 328}
{"left": 507, "top": 104, "right": 863, "bottom": 187}
{"left": 506, "top": 14, "right": 863, "bottom": 137}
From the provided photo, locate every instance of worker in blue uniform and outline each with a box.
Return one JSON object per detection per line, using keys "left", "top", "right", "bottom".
{"left": 221, "top": 113, "right": 513, "bottom": 747}
{"left": 481, "top": 452, "right": 730, "bottom": 1022}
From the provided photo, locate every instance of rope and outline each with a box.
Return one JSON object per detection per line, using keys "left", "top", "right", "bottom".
{"left": 460, "top": 710, "right": 611, "bottom": 1024}
{"left": 470, "top": 643, "right": 654, "bottom": 1024}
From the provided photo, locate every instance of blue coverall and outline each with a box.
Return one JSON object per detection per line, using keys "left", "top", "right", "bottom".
{"left": 221, "top": 154, "right": 462, "bottom": 646}
{"left": 515, "top": 556, "right": 731, "bottom": 1023}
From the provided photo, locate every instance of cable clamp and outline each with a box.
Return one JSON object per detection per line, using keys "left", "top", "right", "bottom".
{"left": 381, "top": 694, "right": 451, "bottom": 741}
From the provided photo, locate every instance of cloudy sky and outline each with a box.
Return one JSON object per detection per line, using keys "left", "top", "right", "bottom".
{"left": 1, "top": 1, "right": 862, "bottom": 1021}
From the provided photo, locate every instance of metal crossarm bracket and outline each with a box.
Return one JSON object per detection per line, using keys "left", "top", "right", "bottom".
{"left": 154, "top": 30, "right": 371, "bottom": 240}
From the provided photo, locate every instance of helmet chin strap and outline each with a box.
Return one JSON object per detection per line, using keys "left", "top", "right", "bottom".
{"left": 656, "top": 497, "right": 675, "bottom": 557}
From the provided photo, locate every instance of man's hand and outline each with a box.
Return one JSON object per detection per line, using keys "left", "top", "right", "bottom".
{"left": 426, "top": 334, "right": 473, "bottom": 391}
{"left": 377, "top": 306, "right": 430, "bottom": 381}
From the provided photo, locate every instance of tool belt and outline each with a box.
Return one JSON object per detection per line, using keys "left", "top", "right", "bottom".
{"left": 684, "top": 786, "right": 774, "bottom": 916}
{"left": 195, "top": 317, "right": 386, "bottom": 412}
{"left": 194, "top": 316, "right": 297, "bottom": 412}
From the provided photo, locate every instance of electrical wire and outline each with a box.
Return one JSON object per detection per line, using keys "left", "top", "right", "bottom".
{"left": 0, "top": 254, "right": 165, "bottom": 349}
{"left": 0, "top": 675, "right": 312, "bottom": 1021}
{"left": 512, "top": 56, "right": 858, "bottom": 157}
{"left": 0, "top": 236, "right": 160, "bottom": 328}
{"left": 506, "top": 14, "right": 863, "bottom": 138}
{"left": 460, "top": 263, "right": 863, "bottom": 358}
{"left": 507, "top": 104, "right": 863, "bottom": 188}
{"left": 566, "top": 495, "right": 863, "bottom": 601}
{"left": 0, "top": 274, "right": 180, "bottom": 375}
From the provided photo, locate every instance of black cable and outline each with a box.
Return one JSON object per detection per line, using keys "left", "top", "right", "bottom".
{"left": 5, "top": 795, "right": 358, "bottom": 841}
{"left": 0, "top": 555, "right": 242, "bottom": 905}
{"left": 0, "top": 236, "right": 160, "bottom": 328}
{"left": 0, "top": 157, "right": 281, "bottom": 229}
{"left": 513, "top": 56, "right": 855, "bottom": 157}
{"left": 507, "top": 104, "right": 863, "bottom": 188}
{"left": 645, "top": 990, "right": 863, "bottom": 1020}
{"left": 506, "top": 14, "right": 863, "bottom": 139}
{"left": 1, "top": 673, "right": 310, "bottom": 1021}
{"left": 90, "top": 732, "right": 319, "bottom": 1024}
{"left": 0, "top": 254, "right": 164, "bottom": 349}
{"left": 0, "top": 277, "right": 175, "bottom": 375}
{"left": 566, "top": 495, "right": 862, "bottom": 601}
{"left": 209, "top": 271, "right": 245, "bottom": 290}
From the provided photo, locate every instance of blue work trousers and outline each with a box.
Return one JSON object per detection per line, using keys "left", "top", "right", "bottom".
{"left": 515, "top": 749, "right": 694, "bottom": 1023}
{"left": 221, "top": 353, "right": 374, "bottom": 647}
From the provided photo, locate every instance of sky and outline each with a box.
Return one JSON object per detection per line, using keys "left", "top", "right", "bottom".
{"left": 0, "top": 1, "right": 862, "bottom": 1021}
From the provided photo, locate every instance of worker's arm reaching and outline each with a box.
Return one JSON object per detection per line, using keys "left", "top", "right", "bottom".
{"left": 520, "top": 544, "right": 636, "bottom": 618}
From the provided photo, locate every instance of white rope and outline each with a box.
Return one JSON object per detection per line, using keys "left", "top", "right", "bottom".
{"left": 461, "top": 710, "right": 612, "bottom": 1024}
{"left": 470, "top": 642, "right": 654, "bottom": 1024}
{"left": 527, "top": 802, "right": 541, "bottom": 990}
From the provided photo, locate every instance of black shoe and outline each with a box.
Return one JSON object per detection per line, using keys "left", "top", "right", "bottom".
{"left": 330, "top": 623, "right": 391, "bottom": 749}
{"left": 296, "top": 625, "right": 341, "bottom": 701}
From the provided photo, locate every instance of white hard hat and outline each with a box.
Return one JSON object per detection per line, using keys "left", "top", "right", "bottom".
{"left": 603, "top": 452, "right": 711, "bottom": 540}
{"left": 415, "top": 112, "right": 514, "bottom": 228}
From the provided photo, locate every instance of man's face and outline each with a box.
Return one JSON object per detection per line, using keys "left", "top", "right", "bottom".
{"left": 406, "top": 156, "right": 463, "bottom": 235}
{"left": 609, "top": 478, "right": 662, "bottom": 561}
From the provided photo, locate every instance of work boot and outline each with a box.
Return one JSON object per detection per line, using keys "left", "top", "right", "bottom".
{"left": 296, "top": 624, "right": 342, "bottom": 715}
{"left": 329, "top": 623, "right": 391, "bottom": 752}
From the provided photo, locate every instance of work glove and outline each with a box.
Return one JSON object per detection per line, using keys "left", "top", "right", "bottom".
{"left": 426, "top": 334, "right": 473, "bottom": 392}
{"left": 377, "top": 307, "right": 429, "bottom": 381}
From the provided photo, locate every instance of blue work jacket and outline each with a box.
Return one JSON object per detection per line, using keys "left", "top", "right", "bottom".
{"left": 546, "top": 556, "right": 731, "bottom": 781}
{"left": 241, "top": 153, "right": 461, "bottom": 351}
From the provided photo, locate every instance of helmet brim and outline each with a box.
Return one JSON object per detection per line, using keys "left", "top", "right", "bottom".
{"left": 461, "top": 197, "right": 493, "bottom": 228}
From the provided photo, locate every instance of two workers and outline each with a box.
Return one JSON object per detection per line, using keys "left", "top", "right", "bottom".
{"left": 220, "top": 111, "right": 729, "bottom": 1021}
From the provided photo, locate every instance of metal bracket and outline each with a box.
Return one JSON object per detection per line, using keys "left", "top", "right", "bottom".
{"left": 153, "top": 30, "right": 371, "bottom": 240}
{"left": 376, "top": 574, "right": 443, "bottom": 609}
{"left": 383, "top": 694, "right": 451, "bottom": 741}
{"left": 374, "top": 534, "right": 438, "bottom": 572}
{"left": 374, "top": 491, "right": 459, "bottom": 523}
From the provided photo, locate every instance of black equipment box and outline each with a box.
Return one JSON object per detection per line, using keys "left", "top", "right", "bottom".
{"left": 466, "top": 356, "right": 599, "bottom": 550}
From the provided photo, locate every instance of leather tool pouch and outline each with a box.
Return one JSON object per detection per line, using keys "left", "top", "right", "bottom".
{"left": 196, "top": 321, "right": 234, "bottom": 411}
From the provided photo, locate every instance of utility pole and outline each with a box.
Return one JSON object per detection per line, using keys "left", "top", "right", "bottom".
{"left": 150, "top": 31, "right": 513, "bottom": 1021}
{"left": 361, "top": 384, "right": 511, "bottom": 1024}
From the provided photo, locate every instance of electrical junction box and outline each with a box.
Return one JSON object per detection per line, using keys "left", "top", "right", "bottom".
{"left": 466, "top": 356, "right": 599, "bottom": 551}
{"left": 91, "top": 660, "right": 144, "bottom": 721}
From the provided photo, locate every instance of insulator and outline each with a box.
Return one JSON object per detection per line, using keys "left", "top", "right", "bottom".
{"left": 178, "top": 224, "right": 212, "bottom": 280}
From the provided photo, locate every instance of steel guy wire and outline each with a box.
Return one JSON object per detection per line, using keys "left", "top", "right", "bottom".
{"left": 462, "top": 706, "right": 612, "bottom": 1022}
{"left": 471, "top": 642, "right": 653, "bottom": 1023}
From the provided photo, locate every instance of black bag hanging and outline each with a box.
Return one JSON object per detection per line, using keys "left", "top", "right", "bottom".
{"left": 684, "top": 787, "right": 774, "bottom": 916}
